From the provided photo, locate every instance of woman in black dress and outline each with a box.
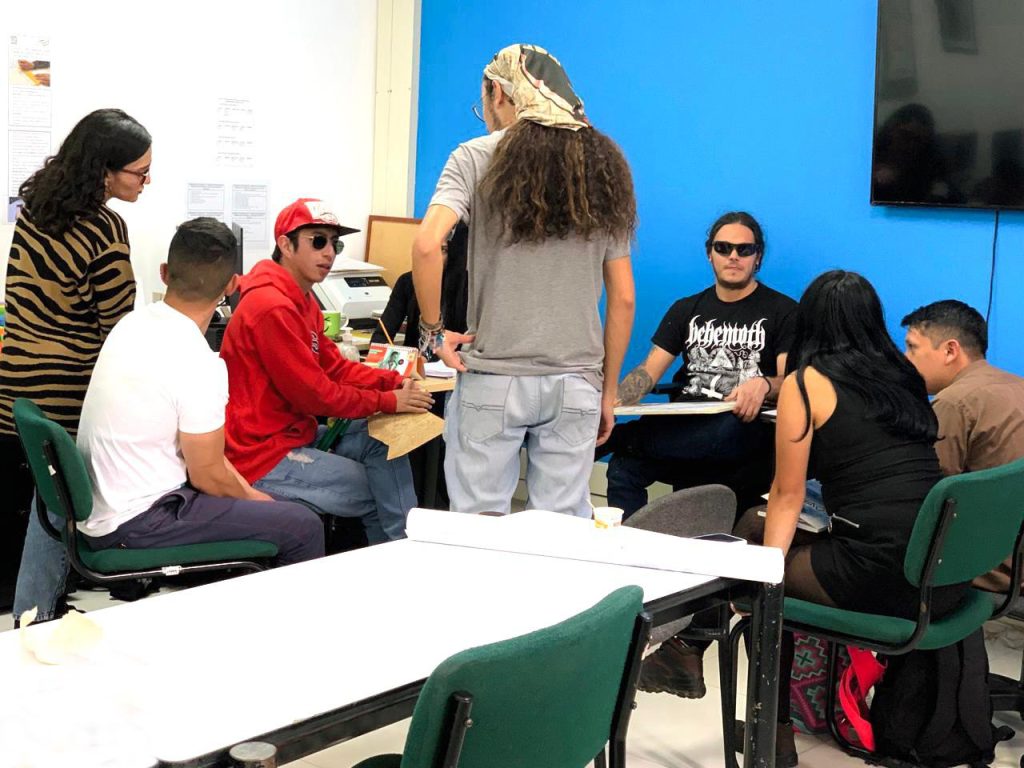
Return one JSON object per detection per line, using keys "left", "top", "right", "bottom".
{"left": 736, "top": 270, "right": 966, "bottom": 764}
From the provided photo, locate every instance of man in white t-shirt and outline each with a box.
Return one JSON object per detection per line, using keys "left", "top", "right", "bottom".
{"left": 76, "top": 218, "right": 323, "bottom": 563}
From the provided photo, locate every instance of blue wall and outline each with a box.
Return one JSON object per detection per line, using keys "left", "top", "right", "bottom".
{"left": 414, "top": 1, "right": 1024, "bottom": 376}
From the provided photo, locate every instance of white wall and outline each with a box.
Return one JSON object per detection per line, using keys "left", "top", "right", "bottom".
{"left": 0, "top": 0, "right": 380, "bottom": 302}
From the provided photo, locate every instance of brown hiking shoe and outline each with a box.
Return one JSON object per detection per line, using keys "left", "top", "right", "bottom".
{"left": 734, "top": 720, "right": 798, "bottom": 767}
{"left": 637, "top": 637, "right": 707, "bottom": 699}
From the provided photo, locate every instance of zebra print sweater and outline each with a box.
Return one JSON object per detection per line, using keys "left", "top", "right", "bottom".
{"left": 0, "top": 205, "right": 136, "bottom": 436}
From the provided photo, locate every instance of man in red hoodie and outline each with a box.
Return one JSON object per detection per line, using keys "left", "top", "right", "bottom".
{"left": 221, "top": 198, "right": 433, "bottom": 543}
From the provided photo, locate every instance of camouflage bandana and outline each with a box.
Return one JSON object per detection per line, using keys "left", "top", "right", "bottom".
{"left": 483, "top": 44, "right": 588, "bottom": 131}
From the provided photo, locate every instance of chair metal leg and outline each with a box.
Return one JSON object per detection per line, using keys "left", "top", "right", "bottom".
{"left": 718, "top": 609, "right": 739, "bottom": 768}
{"left": 609, "top": 612, "right": 652, "bottom": 768}
{"left": 594, "top": 747, "right": 608, "bottom": 768}
{"left": 723, "top": 617, "right": 749, "bottom": 768}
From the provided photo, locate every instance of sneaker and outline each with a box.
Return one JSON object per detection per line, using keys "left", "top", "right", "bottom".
{"left": 637, "top": 637, "right": 707, "bottom": 699}
{"left": 734, "top": 719, "right": 798, "bottom": 768}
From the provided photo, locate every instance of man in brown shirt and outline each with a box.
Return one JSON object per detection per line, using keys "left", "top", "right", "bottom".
{"left": 903, "top": 300, "right": 1024, "bottom": 591}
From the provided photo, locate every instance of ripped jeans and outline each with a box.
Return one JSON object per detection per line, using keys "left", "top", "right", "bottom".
{"left": 444, "top": 372, "right": 601, "bottom": 517}
{"left": 253, "top": 420, "right": 416, "bottom": 544}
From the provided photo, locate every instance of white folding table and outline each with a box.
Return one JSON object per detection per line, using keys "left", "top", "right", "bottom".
{"left": 1, "top": 539, "right": 783, "bottom": 768}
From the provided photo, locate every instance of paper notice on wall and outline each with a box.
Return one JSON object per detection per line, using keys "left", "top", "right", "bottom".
{"left": 216, "top": 97, "right": 255, "bottom": 167}
{"left": 186, "top": 182, "right": 227, "bottom": 220}
{"left": 231, "top": 183, "right": 268, "bottom": 243}
{"left": 7, "top": 34, "right": 52, "bottom": 222}
{"left": 8, "top": 129, "right": 50, "bottom": 196}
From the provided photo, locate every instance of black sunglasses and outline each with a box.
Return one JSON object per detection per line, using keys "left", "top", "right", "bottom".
{"left": 711, "top": 241, "right": 760, "bottom": 258}
{"left": 300, "top": 233, "right": 345, "bottom": 255}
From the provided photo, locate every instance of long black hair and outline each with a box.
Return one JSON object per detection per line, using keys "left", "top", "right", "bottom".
{"left": 787, "top": 270, "right": 936, "bottom": 442}
{"left": 19, "top": 108, "right": 151, "bottom": 235}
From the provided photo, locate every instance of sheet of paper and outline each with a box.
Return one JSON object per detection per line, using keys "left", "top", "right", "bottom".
{"left": 614, "top": 401, "right": 737, "bottom": 416}
{"left": 216, "top": 97, "right": 255, "bottom": 168}
{"left": 330, "top": 256, "right": 384, "bottom": 274}
{"left": 186, "top": 182, "right": 226, "bottom": 219}
{"left": 367, "top": 411, "right": 443, "bottom": 459}
{"left": 7, "top": 34, "right": 52, "bottom": 222}
{"left": 231, "top": 183, "right": 269, "bottom": 246}
{"left": 405, "top": 508, "right": 784, "bottom": 584}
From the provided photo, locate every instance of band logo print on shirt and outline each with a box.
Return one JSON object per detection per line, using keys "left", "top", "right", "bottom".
{"left": 684, "top": 315, "right": 768, "bottom": 397}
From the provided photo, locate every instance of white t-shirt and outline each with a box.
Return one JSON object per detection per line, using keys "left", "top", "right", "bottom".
{"left": 77, "top": 302, "right": 228, "bottom": 537}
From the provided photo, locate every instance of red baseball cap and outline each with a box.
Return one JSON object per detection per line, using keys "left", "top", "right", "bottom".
{"left": 274, "top": 198, "right": 360, "bottom": 240}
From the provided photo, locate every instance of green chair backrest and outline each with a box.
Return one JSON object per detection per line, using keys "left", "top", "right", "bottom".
{"left": 13, "top": 398, "right": 93, "bottom": 523}
{"left": 905, "top": 456, "right": 1024, "bottom": 587}
{"left": 399, "top": 585, "right": 644, "bottom": 768}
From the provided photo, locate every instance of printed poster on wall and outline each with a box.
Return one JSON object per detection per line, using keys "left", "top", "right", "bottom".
{"left": 185, "top": 182, "right": 270, "bottom": 266}
{"left": 7, "top": 34, "right": 52, "bottom": 223}
{"left": 215, "top": 97, "right": 255, "bottom": 168}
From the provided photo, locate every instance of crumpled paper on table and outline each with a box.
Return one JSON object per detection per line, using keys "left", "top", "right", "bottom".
{"left": 19, "top": 606, "right": 103, "bottom": 665}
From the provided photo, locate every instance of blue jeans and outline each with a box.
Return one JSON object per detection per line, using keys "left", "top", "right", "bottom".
{"left": 13, "top": 500, "right": 69, "bottom": 623}
{"left": 254, "top": 420, "right": 416, "bottom": 544}
{"left": 444, "top": 372, "right": 601, "bottom": 517}
{"left": 606, "top": 413, "right": 767, "bottom": 516}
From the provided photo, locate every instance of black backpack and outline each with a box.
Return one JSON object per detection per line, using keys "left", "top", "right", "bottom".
{"left": 870, "top": 628, "right": 1003, "bottom": 767}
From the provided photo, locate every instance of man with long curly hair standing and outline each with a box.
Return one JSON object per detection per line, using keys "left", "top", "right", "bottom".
{"left": 412, "top": 44, "right": 637, "bottom": 517}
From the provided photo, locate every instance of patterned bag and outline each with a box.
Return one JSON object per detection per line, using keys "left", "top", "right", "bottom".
{"left": 790, "top": 632, "right": 852, "bottom": 736}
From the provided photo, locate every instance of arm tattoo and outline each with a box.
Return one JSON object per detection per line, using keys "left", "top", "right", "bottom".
{"left": 617, "top": 367, "right": 654, "bottom": 406}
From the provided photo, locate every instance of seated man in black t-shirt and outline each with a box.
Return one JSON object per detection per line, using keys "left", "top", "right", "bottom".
{"left": 605, "top": 211, "right": 797, "bottom": 517}
{"left": 605, "top": 211, "right": 797, "bottom": 704}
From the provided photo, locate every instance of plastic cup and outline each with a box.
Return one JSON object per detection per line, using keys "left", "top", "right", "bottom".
{"left": 593, "top": 506, "right": 623, "bottom": 529}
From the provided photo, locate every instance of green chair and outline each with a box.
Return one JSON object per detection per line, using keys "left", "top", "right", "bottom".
{"left": 353, "top": 585, "right": 651, "bottom": 768}
{"left": 13, "top": 398, "right": 275, "bottom": 590}
{"left": 726, "top": 457, "right": 1024, "bottom": 763}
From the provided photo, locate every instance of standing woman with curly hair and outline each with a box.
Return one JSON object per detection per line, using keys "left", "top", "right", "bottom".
{"left": 4, "top": 108, "right": 151, "bottom": 624}
{"left": 412, "top": 44, "right": 636, "bottom": 517}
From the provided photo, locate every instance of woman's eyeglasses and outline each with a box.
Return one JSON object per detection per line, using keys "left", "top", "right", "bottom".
{"left": 472, "top": 101, "right": 485, "bottom": 123}
{"left": 118, "top": 167, "right": 150, "bottom": 182}
{"left": 711, "top": 241, "right": 760, "bottom": 258}
{"left": 300, "top": 233, "right": 345, "bottom": 255}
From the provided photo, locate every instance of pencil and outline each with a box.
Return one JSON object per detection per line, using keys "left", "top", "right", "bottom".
{"left": 377, "top": 317, "right": 395, "bottom": 347}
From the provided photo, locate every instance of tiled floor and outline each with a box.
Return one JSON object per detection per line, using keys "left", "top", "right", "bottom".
{"left": 6, "top": 589, "right": 1024, "bottom": 767}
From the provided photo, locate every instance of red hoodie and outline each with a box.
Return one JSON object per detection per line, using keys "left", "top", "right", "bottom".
{"left": 221, "top": 259, "right": 402, "bottom": 482}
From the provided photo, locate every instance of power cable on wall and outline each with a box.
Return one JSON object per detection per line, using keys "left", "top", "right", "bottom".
{"left": 986, "top": 209, "right": 999, "bottom": 324}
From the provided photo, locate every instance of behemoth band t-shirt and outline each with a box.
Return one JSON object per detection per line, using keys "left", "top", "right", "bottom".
{"left": 652, "top": 284, "right": 797, "bottom": 399}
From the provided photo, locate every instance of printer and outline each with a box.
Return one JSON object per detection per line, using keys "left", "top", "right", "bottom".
{"left": 313, "top": 256, "right": 392, "bottom": 330}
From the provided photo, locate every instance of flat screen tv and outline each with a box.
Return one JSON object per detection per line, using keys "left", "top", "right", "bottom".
{"left": 872, "top": 0, "right": 1024, "bottom": 210}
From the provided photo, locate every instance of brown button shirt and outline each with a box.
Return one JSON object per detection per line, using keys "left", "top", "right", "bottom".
{"left": 933, "top": 359, "right": 1024, "bottom": 592}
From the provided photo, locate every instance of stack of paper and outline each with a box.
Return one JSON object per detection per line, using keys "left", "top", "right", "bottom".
{"left": 424, "top": 360, "right": 457, "bottom": 379}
